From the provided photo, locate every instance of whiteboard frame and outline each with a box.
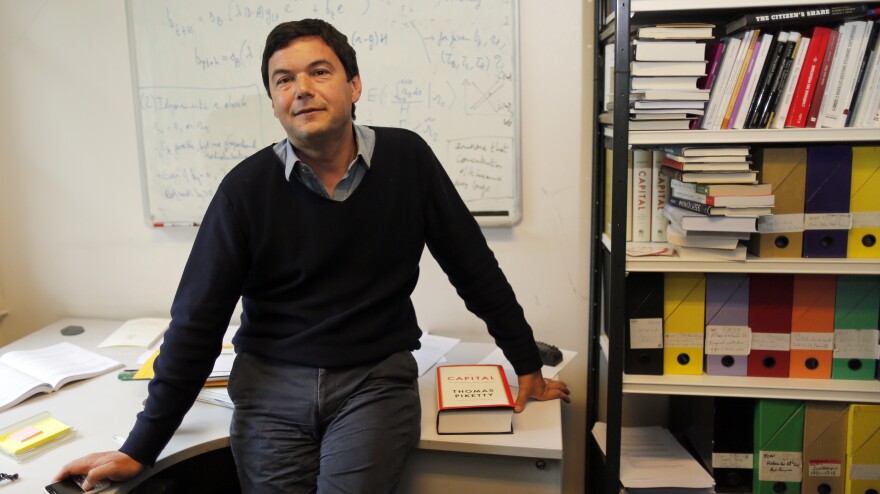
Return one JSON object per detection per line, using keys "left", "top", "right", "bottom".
{"left": 125, "top": 0, "right": 522, "bottom": 228}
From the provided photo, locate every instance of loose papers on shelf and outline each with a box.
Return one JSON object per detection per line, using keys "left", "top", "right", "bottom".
{"left": 592, "top": 422, "right": 715, "bottom": 490}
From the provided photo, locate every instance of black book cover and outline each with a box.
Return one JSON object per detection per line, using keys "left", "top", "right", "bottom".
{"left": 845, "top": 20, "right": 880, "bottom": 126}
{"left": 743, "top": 33, "right": 784, "bottom": 128}
{"left": 757, "top": 33, "right": 800, "bottom": 128}
{"left": 725, "top": 4, "right": 879, "bottom": 36}
{"left": 749, "top": 33, "right": 797, "bottom": 128}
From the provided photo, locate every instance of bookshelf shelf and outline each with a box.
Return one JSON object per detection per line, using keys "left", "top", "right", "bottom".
{"left": 602, "top": 237, "right": 880, "bottom": 275}
{"left": 602, "top": 126, "right": 879, "bottom": 144}
{"left": 626, "top": 252, "right": 880, "bottom": 274}
{"left": 599, "top": 335, "right": 880, "bottom": 403}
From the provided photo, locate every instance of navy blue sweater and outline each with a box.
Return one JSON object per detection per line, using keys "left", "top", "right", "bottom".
{"left": 121, "top": 127, "right": 541, "bottom": 465}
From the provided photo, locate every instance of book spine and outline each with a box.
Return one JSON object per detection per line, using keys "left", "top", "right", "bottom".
{"left": 668, "top": 196, "right": 713, "bottom": 215}
{"left": 723, "top": 31, "right": 761, "bottom": 129}
{"left": 660, "top": 156, "right": 685, "bottom": 170}
{"left": 671, "top": 187, "right": 711, "bottom": 204}
{"left": 725, "top": 4, "right": 880, "bottom": 36}
{"left": 822, "top": 21, "right": 870, "bottom": 128}
{"left": 632, "top": 149, "right": 652, "bottom": 242}
{"left": 692, "top": 41, "right": 727, "bottom": 129}
{"left": 772, "top": 35, "right": 810, "bottom": 128}
{"left": 650, "top": 150, "right": 668, "bottom": 242}
{"left": 710, "top": 32, "right": 752, "bottom": 130}
{"left": 734, "top": 34, "right": 776, "bottom": 129}
{"left": 852, "top": 38, "right": 880, "bottom": 126}
{"left": 846, "top": 21, "right": 880, "bottom": 126}
{"left": 786, "top": 26, "right": 831, "bottom": 127}
{"left": 756, "top": 32, "right": 799, "bottom": 128}
{"left": 702, "top": 36, "right": 742, "bottom": 129}
{"left": 627, "top": 151, "right": 633, "bottom": 242}
{"left": 659, "top": 165, "right": 686, "bottom": 183}
{"left": 806, "top": 28, "right": 842, "bottom": 128}
{"left": 747, "top": 32, "right": 791, "bottom": 128}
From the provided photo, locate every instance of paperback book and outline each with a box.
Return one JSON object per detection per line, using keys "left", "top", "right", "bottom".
{"left": 0, "top": 343, "right": 123, "bottom": 412}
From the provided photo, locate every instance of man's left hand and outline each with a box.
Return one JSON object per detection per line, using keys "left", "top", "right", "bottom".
{"left": 514, "top": 371, "right": 571, "bottom": 413}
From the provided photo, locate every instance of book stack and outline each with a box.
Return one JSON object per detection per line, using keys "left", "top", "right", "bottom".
{"left": 701, "top": 4, "right": 880, "bottom": 130}
{"left": 661, "top": 145, "right": 772, "bottom": 260}
{"left": 615, "top": 23, "right": 716, "bottom": 130}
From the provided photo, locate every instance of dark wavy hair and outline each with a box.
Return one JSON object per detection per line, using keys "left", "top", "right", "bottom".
{"left": 261, "top": 19, "right": 360, "bottom": 119}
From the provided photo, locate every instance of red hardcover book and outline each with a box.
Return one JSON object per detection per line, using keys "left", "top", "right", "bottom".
{"left": 435, "top": 364, "right": 515, "bottom": 434}
{"left": 747, "top": 274, "right": 794, "bottom": 377}
{"left": 785, "top": 26, "right": 832, "bottom": 128}
{"left": 805, "top": 29, "right": 841, "bottom": 128}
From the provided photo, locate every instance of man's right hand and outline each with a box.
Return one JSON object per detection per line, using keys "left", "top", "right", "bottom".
{"left": 54, "top": 451, "right": 144, "bottom": 490}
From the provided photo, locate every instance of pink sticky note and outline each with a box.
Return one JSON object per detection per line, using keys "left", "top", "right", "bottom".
{"left": 10, "top": 425, "right": 42, "bottom": 442}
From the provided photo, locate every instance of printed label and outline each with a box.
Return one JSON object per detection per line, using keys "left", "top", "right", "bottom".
{"left": 851, "top": 211, "right": 880, "bottom": 229}
{"left": 705, "top": 325, "right": 751, "bottom": 356}
{"left": 803, "top": 213, "right": 852, "bottom": 230}
{"left": 630, "top": 318, "right": 663, "bottom": 349}
{"left": 751, "top": 333, "right": 791, "bottom": 351}
{"left": 790, "top": 332, "right": 835, "bottom": 351}
{"left": 850, "top": 464, "right": 880, "bottom": 480}
{"left": 713, "top": 452, "right": 753, "bottom": 469}
{"left": 758, "top": 214, "right": 804, "bottom": 233}
{"left": 808, "top": 460, "right": 841, "bottom": 478}
{"left": 833, "top": 329, "right": 880, "bottom": 359}
{"left": 759, "top": 451, "right": 803, "bottom": 482}
{"left": 664, "top": 332, "right": 704, "bottom": 349}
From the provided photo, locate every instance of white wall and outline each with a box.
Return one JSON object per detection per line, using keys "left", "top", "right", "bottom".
{"left": 0, "top": 1, "right": 592, "bottom": 492}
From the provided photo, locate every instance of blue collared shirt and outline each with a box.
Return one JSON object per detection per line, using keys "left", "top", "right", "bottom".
{"left": 273, "top": 124, "right": 376, "bottom": 201}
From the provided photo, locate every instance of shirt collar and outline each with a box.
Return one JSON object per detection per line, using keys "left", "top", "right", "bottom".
{"left": 275, "top": 124, "right": 376, "bottom": 181}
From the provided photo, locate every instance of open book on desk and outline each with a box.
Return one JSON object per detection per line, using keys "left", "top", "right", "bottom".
{"left": 0, "top": 342, "right": 123, "bottom": 412}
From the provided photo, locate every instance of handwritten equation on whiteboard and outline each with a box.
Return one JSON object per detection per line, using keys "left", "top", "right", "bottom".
{"left": 128, "top": 0, "right": 519, "bottom": 224}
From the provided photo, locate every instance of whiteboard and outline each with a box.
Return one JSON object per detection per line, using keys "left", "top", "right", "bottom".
{"left": 126, "top": 0, "right": 521, "bottom": 227}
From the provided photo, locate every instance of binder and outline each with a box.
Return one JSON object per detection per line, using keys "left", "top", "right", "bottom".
{"left": 789, "top": 274, "right": 836, "bottom": 379}
{"left": 803, "top": 146, "right": 853, "bottom": 258}
{"left": 847, "top": 146, "right": 880, "bottom": 258}
{"left": 705, "top": 273, "right": 750, "bottom": 376}
{"left": 846, "top": 404, "right": 880, "bottom": 494}
{"left": 803, "top": 402, "right": 849, "bottom": 494}
{"left": 753, "top": 399, "right": 805, "bottom": 494}
{"left": 832, "top": 275, "right": 880, "bottom": 380}
{"left": 748, "top": 274, "right": 793, "bottom": 378}
{"left": 714, "top": 397, "right": 756, "bottom": 492}
{"left": 664, "top": 272, "right": 706, "bottom": 375}
{"left": 624, "top": 272, "right": 664, "bottom": 375}
{"left": 750, "top": 148, "right": 807, "bottom": 258}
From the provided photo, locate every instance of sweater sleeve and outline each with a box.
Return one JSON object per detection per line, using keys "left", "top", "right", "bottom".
{"left": 120, "top": 185, "right": 249, "bottom": 465}
{"left": 418, "top": 137, "right": 543, "bottom": 376}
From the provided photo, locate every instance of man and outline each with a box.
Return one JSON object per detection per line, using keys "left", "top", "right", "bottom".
{"left": 56, "top": 18, "right": 570, "bottom": 493}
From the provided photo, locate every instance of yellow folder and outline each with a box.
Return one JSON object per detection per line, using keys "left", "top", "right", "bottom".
{"left": 847, "top": 146, "right": 880, "bottom": 258}
{"left": 663, "top": 272, "right": 705, "bottom": 375}
{"left": 846, "top": 404, "right": 880, "bottom": 494}
{"left": 750, "top": 148, "right": 807, "bottom": 258}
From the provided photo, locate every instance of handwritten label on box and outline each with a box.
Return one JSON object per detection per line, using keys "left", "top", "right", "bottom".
{"left": 630, "top": 318, "right": 663, "bottom": 349}
{"left": 705, "top": 325, "right": 751, "bottom": 356}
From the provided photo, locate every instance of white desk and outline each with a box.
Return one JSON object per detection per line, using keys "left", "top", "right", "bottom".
{"left": 1, "top": 319, "right": 562, "bottom": 493}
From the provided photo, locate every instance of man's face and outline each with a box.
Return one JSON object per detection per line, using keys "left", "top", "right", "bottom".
{"left": 267, "top": 36, "right": 361, "bottom": 148}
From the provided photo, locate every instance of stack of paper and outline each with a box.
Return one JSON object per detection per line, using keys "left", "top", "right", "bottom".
{"left": 592, "top": 422, "right": 715, "bottom": 492}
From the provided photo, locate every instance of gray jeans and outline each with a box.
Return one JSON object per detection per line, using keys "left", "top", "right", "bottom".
{"left": 227, "top": 350, "right": 421, "bottom": 494}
